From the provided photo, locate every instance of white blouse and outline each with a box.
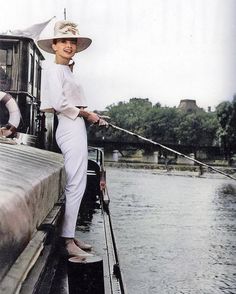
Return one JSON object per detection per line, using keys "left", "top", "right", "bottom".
{"left": 40, "top": 62, "right": 87, "bottom": 120}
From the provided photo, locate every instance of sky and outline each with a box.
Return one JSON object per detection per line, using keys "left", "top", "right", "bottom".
{"left": 1, "top": 0, "right": 236, "bottom": 111}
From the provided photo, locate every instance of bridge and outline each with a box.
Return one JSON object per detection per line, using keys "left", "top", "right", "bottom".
{"left": 88, "top": 139, "right": 223, "bottom": 159}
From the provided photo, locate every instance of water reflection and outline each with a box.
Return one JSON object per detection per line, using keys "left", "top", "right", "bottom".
{"left": 108, "top": 167, "right": 236, "bottom": 294}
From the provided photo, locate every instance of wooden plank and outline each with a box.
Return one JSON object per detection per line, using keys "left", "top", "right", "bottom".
{"left": 0, "top": 231, "right": 46, "bottom": 294}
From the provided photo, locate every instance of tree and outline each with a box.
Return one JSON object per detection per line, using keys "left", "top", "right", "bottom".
{"left": 87, "top": 97, "right": 220, "bottom": 156}
{"left": 104, "top": 98, "right": 153, "bottom": 142}
{"left": 176, "top": 111, "right": 218, "bottom": 148}
{"left": 144, "top": 106, "right": 180, "bottom": 144}
{"left": 216, "top": 97, "right": 236, "bottom": 160}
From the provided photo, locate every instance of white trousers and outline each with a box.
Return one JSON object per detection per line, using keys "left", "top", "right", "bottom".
{"left": 56, "top": 115, "right": 88, "bottom": 238}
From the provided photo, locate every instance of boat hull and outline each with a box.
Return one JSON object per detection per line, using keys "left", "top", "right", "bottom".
{"left": 0, "top": 143, "right": 65, "bottom": 281}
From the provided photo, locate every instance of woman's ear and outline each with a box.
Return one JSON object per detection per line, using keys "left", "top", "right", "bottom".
{"left": 52, "top": 43, "right": 57, "bottom": 52}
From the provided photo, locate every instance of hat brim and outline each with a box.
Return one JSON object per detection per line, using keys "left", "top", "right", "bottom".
{"left": 37, "top": 36, "right": 92, "bottom": 54}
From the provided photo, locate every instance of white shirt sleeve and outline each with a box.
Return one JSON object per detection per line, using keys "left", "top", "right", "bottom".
{"left": 41, "top": 65, "right": 80, "bottom": 120}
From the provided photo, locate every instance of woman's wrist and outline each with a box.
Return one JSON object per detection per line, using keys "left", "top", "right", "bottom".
{"left": 79, "top": 110, "right": 101, "bottom": 124}
{"left": 78, "top": 109, "right": 90, "bottom": 119}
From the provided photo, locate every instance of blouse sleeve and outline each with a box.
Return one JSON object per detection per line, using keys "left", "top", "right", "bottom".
{"left": 41, "top": 65, "right": 80, "bottom": 120}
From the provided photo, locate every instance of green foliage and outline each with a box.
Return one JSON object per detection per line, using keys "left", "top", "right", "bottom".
{"left": 102, "top": 97, "right": 219, "bottom": 147}
{"left": 177, "top": 112, "right": 219, "bottom": 147}
{"left": 87, "top": 97, "right": 235, "bottom": 152}
{"left": 105, "top": 98, "right": 153, "bottom": 142}
{"left": 144, "top": 106, "right": 180, "bottom": 144}
{"left": 216, "top": 97, "right": 236, "bottom": 158}
{"left": 107, "top": 98, "right": 152, "bottom": 132}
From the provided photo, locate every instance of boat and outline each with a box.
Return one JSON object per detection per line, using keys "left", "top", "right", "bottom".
{"left": 0, "top": 34, "right": 125, "bottom": 293}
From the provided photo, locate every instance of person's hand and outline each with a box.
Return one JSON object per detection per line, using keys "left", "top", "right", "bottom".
{"left": 0, "top": 123, "right": 17, "bottom": 137}
{"left": 79, "top": 109, "right": 99, "bottom": 123}
{"left": 97, "top": 118, "right": 109, "bottom": 127}
{"left": 79, "top": 110, "right": 109, "bottom": 127}
{"left": 87, "top": 112, "right": 100, "bottom": 124}
{"left": 0, "top": 127, "right": 12, "bottom": 137}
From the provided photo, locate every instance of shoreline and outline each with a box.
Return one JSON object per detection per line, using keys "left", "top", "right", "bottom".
{"left": 105, "top": 161, "right": 236, "bottom": 179}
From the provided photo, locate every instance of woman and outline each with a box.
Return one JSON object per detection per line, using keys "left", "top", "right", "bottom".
{"left": 37, "top": 20, "right": 107, "bottom": 257}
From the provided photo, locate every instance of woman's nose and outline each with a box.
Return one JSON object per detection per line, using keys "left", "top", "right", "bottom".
{"left": 66, "top": 41, "right": 73, "bottom": 47}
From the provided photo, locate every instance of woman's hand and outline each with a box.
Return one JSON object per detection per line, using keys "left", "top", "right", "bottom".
{"left": 79, "top": 110, "right": 109, "bottom": 127}
{"left": 87, "top": 112, "right": 100, "bottom": 124}
{"left": 97, "top": 118, "right": 109, "bottom": 127}
{"left": 88, "top": 114, "right": 109, "bottom": 127}
{"left": 78, "top": 109, "right": 99, "bottom": 122}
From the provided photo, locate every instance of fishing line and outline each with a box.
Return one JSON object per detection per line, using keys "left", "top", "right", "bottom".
{"left": 107, "top": 123, "right": 236, "bottom": 181}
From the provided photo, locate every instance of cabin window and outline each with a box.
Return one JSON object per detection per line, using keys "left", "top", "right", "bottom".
{"left": 28, "top": 44, "right": 35, "bottom": 95}
{"left": 35, "top": 60, "right": 39, "bottom": 88}
{"left": 35, "top": 59, "right": 42, "bottom": 97}
{"left": 0, "top": 46, "right": 13, "bottom": 91}
{"left": 0, "top": 47, "right": 11, "bottom": 125}
{"left": 29, "top": 54, "right": 34, "bottom": 85}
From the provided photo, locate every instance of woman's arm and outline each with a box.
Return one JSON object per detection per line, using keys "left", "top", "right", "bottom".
{"left": 78, "top": 109, "right": 99, "bottom": 123}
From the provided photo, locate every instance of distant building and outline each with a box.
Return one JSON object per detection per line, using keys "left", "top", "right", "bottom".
{"left": 178, "top": 99, "right": 202, "bottom": 112}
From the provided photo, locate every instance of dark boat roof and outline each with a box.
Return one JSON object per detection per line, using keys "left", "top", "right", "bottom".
{"left": 0, "top": 34, "right": 45, "bottom": 59}
{"left": 0, "top": 34, "right": 34, "bottom": 41}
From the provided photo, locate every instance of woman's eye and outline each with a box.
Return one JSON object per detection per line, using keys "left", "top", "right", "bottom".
{"left": 58, "top": 39, "right": 66, "bottom": 43}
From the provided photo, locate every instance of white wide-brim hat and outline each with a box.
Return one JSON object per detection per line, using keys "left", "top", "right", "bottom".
{"left": 37, "top": 20, "right": 92, "bottom": 54}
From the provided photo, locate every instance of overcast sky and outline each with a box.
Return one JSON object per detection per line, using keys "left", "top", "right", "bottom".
{"left": 1, "top": 0, "right": 236, "bottom": 111}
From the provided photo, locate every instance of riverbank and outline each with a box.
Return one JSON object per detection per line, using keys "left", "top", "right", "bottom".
{"left": 105, "top": 161, "right": 236, "bottom": 179}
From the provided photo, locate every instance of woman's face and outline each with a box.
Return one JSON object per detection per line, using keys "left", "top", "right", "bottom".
{"left": 52, "top": 38, "right": 77, "bottom": 64}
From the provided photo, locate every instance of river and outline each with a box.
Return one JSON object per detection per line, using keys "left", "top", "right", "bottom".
{"left": 107, "top": 167, "right": 236, "bottom": 294}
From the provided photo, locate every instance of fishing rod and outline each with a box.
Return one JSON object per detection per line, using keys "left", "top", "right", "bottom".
{"left": 107, "top": 123, "right": 236, "bottom": 181}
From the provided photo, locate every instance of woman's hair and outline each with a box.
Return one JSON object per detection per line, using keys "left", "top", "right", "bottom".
{"left": 52, "top": 38, "right": 78, "bottom": 45}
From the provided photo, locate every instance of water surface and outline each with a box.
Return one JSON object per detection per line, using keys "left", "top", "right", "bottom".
{"left": 107, "top": 167, "right": 236, "bottom": 294}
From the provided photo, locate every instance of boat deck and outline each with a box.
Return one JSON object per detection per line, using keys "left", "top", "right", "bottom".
{"left": 42, "top": 197, "right": 122, "bottom": 294}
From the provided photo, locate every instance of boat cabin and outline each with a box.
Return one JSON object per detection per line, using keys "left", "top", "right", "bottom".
{"left": 0, "top": 35, "right": 55, "bottom": 150}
